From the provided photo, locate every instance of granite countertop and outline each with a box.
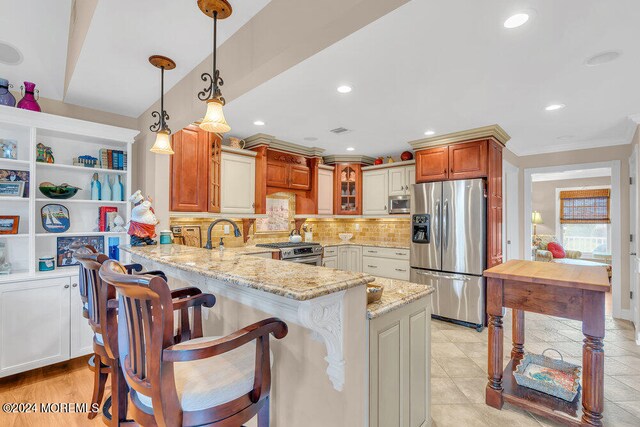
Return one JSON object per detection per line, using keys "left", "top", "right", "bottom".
{"left": 120, "top": 244, "right": 374, "bottom": 301}
{"left": 366, "top": 277, "right": 434, "bottom": 319}
{"left": 313, "top": 239, "right": 410, "bottom": 250}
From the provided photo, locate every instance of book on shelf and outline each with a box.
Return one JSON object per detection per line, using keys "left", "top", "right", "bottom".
{"left": 98, "top": 148, "right": 127, "bottom": 171}
{"left": 99, "top": 206, "right": 118, "bottom": 232}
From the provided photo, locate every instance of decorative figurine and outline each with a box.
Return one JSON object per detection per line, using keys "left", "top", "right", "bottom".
{"left": 127, "top": 190, "right": 158, "bottom": 246}
{"left": 101, "top": 174, "right": 112, "bottom": 201}
{"left": 0, "top": 139, "right": 17, "bottom": 159}
{"left": 91, "top": 173, "right": 101, "bottom": 200}
{"left": 386, "top": 156, "right": 395, "bottom": 164}
{"left": 36, "top": 143, "right": 54, "bottom": 163}
{"left": 111, "top": 215, "right": 126, "bottom": 232}
{"left": 0, "top": 241, "right": 11, "bottom": 275}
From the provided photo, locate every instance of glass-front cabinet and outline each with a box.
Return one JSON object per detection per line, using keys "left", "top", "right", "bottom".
{"left": 334, "top": 164, "right": 362, "bottom": 215}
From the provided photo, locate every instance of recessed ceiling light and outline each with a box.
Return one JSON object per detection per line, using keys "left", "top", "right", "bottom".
{"left": 304, "top": 137, "right": 318, "bottom": 141}
{"left": 585, "top": 51, "right": 621, "bottom": 67}
{"left": 0, "top": 41, "right": 23, "bottom": 65}
{"left": 424, "top": 130, "right": 435, "bottom": 136}
{"left": 253, "top": 120, "right": 265, "bottom": 126}
{"left": 337, "top": 85, "right": 352, "bottom": 93}
{"left": 504, "top": 13, "right": 529, "bottom": 29}
{"left": 346, "top": 147, "right": 355, "bottom": 151}
{"left": 545, "top": 104, "right": 566, "bottom": 111}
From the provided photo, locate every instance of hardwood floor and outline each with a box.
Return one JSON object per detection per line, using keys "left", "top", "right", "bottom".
{"left": 0, "top": 356, "right": 105, "bottom": 426}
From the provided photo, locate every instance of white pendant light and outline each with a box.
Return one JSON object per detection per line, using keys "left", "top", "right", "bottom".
{"left": 150, "top": 129, "right": 174, "bottom": 155}
{"left": 200, "top": 98, "right": 230, "bottom": 133}
{"left": 197, "top": 0, "right": 232, "bottom": 134}
{"left": 148, "top": 55, "right": 176, "bottom": 155}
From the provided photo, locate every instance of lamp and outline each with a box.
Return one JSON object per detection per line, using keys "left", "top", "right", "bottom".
{"left": 149, "top": 55, "right": 176, "bottom": 155}
{"left": 197, "top": 0, "right": 232, "bottom": 134}
{"left": 531, "top": 211, "right": 543, "bottom": 236}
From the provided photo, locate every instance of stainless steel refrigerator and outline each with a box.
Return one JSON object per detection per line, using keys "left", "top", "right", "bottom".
{"left": 409, "top": 179, "right": 486, "bottom": 330}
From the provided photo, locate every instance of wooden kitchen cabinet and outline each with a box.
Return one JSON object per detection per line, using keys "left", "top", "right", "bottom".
{"left": 170, "top": 125, "right": 221, "bottom": 212}
{"left": 487, "top": 140, "right": 503, "bottom": 268}
{"left": 388, "top": 164, "right": 415, "bottom": 196}
{"left": 415, "top": 147, "right": 448, "bottom": 182}
{"left": 334, "top": 164, "right": 363, "bottom": 215}
{"left": 266, "top": 150, "right": 311, "bottom": 191}
{"left": 415, "top": 141, "right": 487, "bottom": 183}
{"left": 448, "top": 140, "right": 487, "bottom": 179}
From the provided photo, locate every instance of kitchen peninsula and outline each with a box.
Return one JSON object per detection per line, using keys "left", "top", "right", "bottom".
{"left": 121, "top": 243, "right": 433, "bottom": 427}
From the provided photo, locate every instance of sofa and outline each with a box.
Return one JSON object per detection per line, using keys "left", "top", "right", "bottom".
{"left": 534, "top": 235, "right": 581, "bottom": 262}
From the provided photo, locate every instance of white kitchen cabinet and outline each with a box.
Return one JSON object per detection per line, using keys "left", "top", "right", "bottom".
{"left": 70, "top": 280, "right": 94, "bottom": 358}
{"left": 221, "top": 151, "right": 256, "bottom": 214}
{"left": 318, "top": 166, "right": 334, "bottom": 215}
{"left": 338, "top": 246, "right": 362, "bottom": 272}
{"left": 363, "top": 169, "right": 389, "bottom": 215}
{"left": 363, "top": 256, "right": 410, "bottom": 281}
{"left": 0, "top": 277, "right": 71, "bottom": 377}
{"left": 369, "top": 298, "right": 431, "bottom": 427}
{"left": 389, "top": 167, "right": 407, "bottom": 196}
{"left": 389, "top": 165, "right": 415, "bottom": 197}
{"left": 323, "top": 256, "right": 338, "bottom": 269}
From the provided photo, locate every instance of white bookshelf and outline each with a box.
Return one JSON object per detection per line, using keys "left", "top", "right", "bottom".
{"left": 0, "top": 105, "right": 138, "bottom": 282}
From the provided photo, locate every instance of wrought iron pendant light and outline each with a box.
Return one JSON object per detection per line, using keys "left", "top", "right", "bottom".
{"left": 149, "top": 55, "right": 176, "bottom": 154}
{"left": 197, "top": 0, "right": 232, "bottom": 134}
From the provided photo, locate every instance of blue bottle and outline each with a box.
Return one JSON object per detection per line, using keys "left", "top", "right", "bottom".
{"left": 91, "top": 173, "right": 101, "bottom": 200}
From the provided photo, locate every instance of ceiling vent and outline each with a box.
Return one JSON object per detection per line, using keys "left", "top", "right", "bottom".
{"left": 330, "top": 127, "right": 351, "bottom": 134}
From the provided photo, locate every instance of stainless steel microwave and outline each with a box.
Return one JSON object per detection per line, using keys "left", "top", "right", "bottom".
{"left": 389, "top": 195, "right": 410, "bottom": 214}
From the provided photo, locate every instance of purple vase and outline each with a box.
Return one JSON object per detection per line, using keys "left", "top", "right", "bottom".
{"left": 17, "top": 81, "right": 41, "bottom": 112}
{"left": 0, "top": 78, "right": 16, "bottom": 107}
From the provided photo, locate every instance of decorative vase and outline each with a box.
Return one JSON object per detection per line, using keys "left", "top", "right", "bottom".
{"left": 91, "top": 173, "right": 101, "bottom": 200}
{"left": 374, "top": 157, "right": 383, "bottom": 165}
{"left": 102, "top": 175, "right": 112, "bottom": 201}
{"left": 0, "top": 78, "right": 16, "bottom": 107}
{"left": 112, "top": 175, "right": 123, "bottom": 201}
{"left": 17, "top": 81, "right": 41, "bottom": 112}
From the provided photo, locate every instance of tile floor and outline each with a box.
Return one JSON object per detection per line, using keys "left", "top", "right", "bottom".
{"left": 430, "top": 310, "right": 640, "bottom": 426}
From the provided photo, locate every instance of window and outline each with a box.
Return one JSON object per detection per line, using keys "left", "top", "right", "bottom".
{"left": 561, "top": 223, "right": 610, "bottom": 254}
{"left": 559, "top": 188, "right": 611, "bottom": 255}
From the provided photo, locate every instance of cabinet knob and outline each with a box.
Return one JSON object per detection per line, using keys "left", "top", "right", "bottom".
{"left": 72, "top": 283, "right": 78, "bottom": 288}
{"left": 64, "top": 284, "right": 70, "bottom": 289}
{"left": 367, "top": 265, "right": 377, "bottom": 268}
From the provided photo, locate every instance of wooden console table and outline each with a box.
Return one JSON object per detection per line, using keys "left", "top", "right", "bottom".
{"left": 483, "top": 260, "right": 611, "bottom": 426}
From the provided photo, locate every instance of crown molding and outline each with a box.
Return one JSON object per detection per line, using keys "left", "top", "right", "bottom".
{"left": 243, "top": 133, "right": 325, "bottom": 157}
{"left": 322, "top": 154, "right": 376, "bottom": 165}
{"left": 361, "top": 159, "right": 415, "bottom": 171}
{"left": 408, "top": 124, "right": 510, "bottom": 150}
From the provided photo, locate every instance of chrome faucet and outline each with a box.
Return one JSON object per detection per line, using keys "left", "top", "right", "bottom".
{"left": 204, "top": 219, "right": 241, "bottom": 249}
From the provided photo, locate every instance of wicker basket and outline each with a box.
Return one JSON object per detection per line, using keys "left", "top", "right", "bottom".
{"left": 513, "top": 348, "right": 581, "bottom": 402}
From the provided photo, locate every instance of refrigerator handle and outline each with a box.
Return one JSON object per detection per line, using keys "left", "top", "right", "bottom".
{"left": 434, "top": 200, "right": 440, "bottom": 248}
{"left": 443, "top": 199, "right": 449, "bottom": 250}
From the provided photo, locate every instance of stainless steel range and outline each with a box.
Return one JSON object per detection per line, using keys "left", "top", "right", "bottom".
{"left": 255, "top": 242, "right": 323, "bottom": 266}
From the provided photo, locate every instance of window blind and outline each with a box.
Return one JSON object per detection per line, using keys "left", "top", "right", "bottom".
{"left": 559, "top": 189, "right": 610, "bottom": 224}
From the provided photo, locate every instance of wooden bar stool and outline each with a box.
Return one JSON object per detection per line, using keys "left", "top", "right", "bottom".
{"left": 74, "top": 247, "right": 205, "bottom": 425}
{"left": 99, "top": 259, "right": 288, "bottom": 427}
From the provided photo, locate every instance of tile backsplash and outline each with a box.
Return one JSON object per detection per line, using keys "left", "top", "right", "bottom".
{"left": 304, "top": 218, "right": 410, "bottom": 245}
{"left": 169, "top": 216, "right": 411, "bottom": 247}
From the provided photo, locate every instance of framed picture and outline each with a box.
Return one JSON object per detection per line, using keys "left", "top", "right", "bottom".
{"left": 0, "top": 216, "right": 19, "bottom": 234}
{"left": 0, "top": 169, "right": 30, "bottom": 197}
{"left": 56, "top": 236, "right": 105, "bottom": 267}
{"left": 255, "top": 193, "right": 293, "bottom": 233}
{"left": 0, "top": 181, "right": 24, "bottom": 197}
{"left": 41, "top": 204, "right": 71, "bottom": 233}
